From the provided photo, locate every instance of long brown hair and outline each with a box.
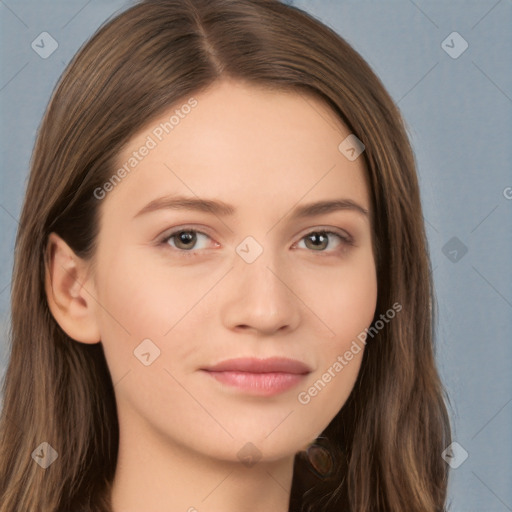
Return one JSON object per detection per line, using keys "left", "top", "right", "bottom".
{"left": 0, "top": 0, "right": 452, "bottom": 510}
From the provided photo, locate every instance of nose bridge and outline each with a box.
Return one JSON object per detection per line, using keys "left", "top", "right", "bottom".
{"left": 242, "top": 254, "right": 286, "bottom": 303}
{"left": 221, "top": 236, "right": 301, "bottom": 334}
{"left": 238, "top": 240, "right": 290, "bottom": 307}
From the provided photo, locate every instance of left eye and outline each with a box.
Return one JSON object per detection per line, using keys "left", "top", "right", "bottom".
{"left": 296, "top": 230, "right": 352, "bottom": 252}
{"left": 160, "top": 228, "right": 352, "bottom": 256}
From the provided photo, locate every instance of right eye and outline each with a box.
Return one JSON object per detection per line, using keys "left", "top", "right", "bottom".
{"left": 160, "top": 228, "right": 216, "bottom": 256}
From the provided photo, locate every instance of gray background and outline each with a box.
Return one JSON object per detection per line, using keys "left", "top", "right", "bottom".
{"left": 1, "top": 1, "right": 511, "bottom": 510}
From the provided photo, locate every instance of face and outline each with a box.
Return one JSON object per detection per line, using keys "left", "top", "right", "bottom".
{"left": 89, "top": 79, "right": 377, "bottom": 463}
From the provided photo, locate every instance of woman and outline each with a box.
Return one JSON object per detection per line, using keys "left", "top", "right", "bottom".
{"left": 0, "top": 0, "right": 452, "bottom": 510}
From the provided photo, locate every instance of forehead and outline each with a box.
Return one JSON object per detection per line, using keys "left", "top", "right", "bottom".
{"left": 106, "top": 79, "right": 371, "bottom": 219}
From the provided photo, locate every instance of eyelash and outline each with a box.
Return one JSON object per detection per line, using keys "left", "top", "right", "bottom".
{"left": 159, "top": 226, "right": 354, "bottom": 257}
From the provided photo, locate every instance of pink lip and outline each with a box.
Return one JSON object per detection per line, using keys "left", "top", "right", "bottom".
{"left": 201, "top": 357, "right": 311, "bottom": 397}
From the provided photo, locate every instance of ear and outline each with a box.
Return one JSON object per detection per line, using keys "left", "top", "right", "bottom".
{"left": 44, "top": 232, "right": 101, "bottom": 344}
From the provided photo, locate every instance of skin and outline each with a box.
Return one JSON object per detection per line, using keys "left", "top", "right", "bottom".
{"left": 46, "top": 79, "right": 377, "bottom": 512}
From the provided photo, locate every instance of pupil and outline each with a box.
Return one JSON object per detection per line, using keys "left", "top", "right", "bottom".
{"left": 178, "top": 231, "right": 195, "bottom": 248}
{"left": 308, "top": 232, "right": 327, "bottom": 249}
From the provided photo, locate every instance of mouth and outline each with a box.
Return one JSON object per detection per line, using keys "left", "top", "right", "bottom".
{"left": 200, "top": 357, "right": 312, "bottom": 397}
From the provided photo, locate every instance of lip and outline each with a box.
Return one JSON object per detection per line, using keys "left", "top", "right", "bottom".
{"left": 201, "top": 357, "right": 311, "bottom": 397}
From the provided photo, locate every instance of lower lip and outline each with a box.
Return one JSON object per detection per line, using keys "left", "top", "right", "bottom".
{"left": 203, "top": 371, "right": 307, "bottom": 396}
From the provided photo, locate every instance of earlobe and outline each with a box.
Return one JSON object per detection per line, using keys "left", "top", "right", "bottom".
{"left": 44, "top": 232, "right": 101, "bottom": 344}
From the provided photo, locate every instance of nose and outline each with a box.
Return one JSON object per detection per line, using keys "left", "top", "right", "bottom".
{"left": 219, "top": 249, "right": 301, "bottom": 337}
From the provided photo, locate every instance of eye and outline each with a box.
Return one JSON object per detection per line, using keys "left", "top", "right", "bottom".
{"left": 161, "top": 228, "right": 215, "bottom": 254}
{"left": 295, "top": 230, "right": 353, "bottom": 253}
{"left": 159, "top": 227, "right": 353, "bottom": 257}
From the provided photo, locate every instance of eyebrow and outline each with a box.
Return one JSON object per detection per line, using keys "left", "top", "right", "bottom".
{"left": 133, "top": 194, "right": 369, "bottom": 219}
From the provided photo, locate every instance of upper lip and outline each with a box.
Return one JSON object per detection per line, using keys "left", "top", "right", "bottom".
{"left": 202, "top": 357, "right": 311, "bottom": 374}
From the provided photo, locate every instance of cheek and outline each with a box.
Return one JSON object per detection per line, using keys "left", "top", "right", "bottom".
{"left": 93, "top": 249, "right": 179, "bottom": 372}
{"left": 292, "top": 253, "right": 377, "bottom": 421}
{"left": 93, "top": 246, "right": 224, "bottom": 386}
{"left": 296, "top": 250, "right": 378, "bottom": 346}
